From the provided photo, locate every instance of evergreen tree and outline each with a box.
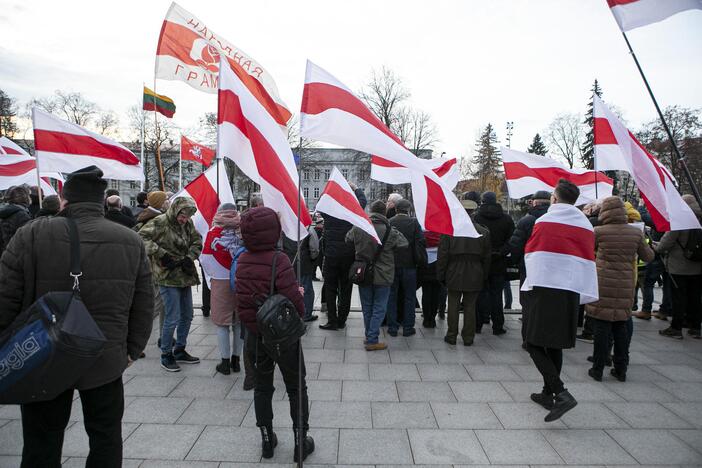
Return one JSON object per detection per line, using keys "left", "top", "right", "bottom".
{"left": 0, "top": 89, "right": 18, "bottom": 138}
{"left": 472, "top": 123, "right": 502, "bottom": 192}
{"left": 581, "top": 79, "right": 602, "bottom": 169}
{"left": 527, "top": 133, "right": 548, "bottom": 155}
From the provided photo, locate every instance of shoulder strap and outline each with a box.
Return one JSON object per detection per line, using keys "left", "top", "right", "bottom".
{"left": 372, "top": 221, "right": 392, "bottom": 262}
{"left": 65, "top": 217, "right": 82, "bottom": 291}
{"left": 269, "top": 250, "right": 280, "bottom": 295}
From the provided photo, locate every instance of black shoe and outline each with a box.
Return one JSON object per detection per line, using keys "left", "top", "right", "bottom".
{"left": 403, "top": 328, "right": 416, "bottom": 337}
{"left": 588, "top": 368, "right": 602, "bottom": 382}
{"left": 545, "top": 390, "right": 577, "bottom": 422}
{"left": 157, "top": 338, "right": 161, "bottom": 349}
{"left": 444, "top": 336, "right": 456, "bottom": 345}
{"left": 243, "top": 374, "right": 255, "bottom": 391}
{"left": 587, "top": 355, "right": 612, "bottom": 367}
{"left": 659, "top": 326, "right": 683, "bottom": 339}
{"left": 173, "top": 348, "right": 200, "bottom": 364}
{"left": 231, "top": 355, "right": 241, "bottom": 373}
{"left": 337, "top": 322, "right": 347, "bottom": 329}
{"left": 293, "top": 430, "right": 315, "bottom": 463}
{"left": 493, "top": 328, "right": 507, "bottom": 336}
{"left": 388, "top": 329, "right": 398, "bottom": 337}
{"left": 422, "top": 320, "right": 433, "bottom": 328}
{"left": 610, "top": 368, "right": 626, "bottom": 382}
{"left": 160, "top": 353, "right": 181, "bottom": 372}
{"left": 530, "top": 392, "right": 554, "bottom": 410}
{"left": 260, "top": 426, "right": 278, "bottom": 459}
{"left": 139, "top": 352, "right": 146, "bottom": 359}
{"left": 463, "top": 339, "right": 473, "bottom": 346}
{"left": 303, "top": 315, "right": 319, "bottom": 322}
{"left": 319, "top": 323, "right": 338, "bottom": 330}
{"left": 216, "top": 358, "right": 231, "bottom": 375}
{"left": 576, "top": 333, "right": 594, "bottom": 344}
{"left": 202, "top": 309, "right": 210, "bottom": 318}
{"left": 521, "top": 342, "right": 528, "bottom": 351}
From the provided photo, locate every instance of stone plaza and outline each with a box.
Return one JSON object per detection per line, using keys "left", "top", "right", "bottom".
{"left": 0, "top": 283, "right": 701, "bottom": 467}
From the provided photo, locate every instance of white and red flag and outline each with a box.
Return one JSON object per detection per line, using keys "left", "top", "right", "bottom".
{"left": 32, "top": 108, "right": 143, "bottom": 181}
{"left": 522, "top": 203, "right": 598, "bottom": 304}
{"left": 300, "top": 60, "right": 478, "bottom": 238}
{"left": 317, "top": 167, "right": 380, "bottom": 244}
{"left": 155, "top": 2, "right": 291, "bottom": 127}
{"left": 371, "top": 155, "right": 460, "bottom": 190}
{"left": 0, "top": 136, "right": 63, "bottom": 196}
{"left": 593, "top": 96, "right": 699, "bottom": 231}
{"left": 502, "top": 148, "right": 613, "bottom": 205}
{"left": 171, "top": 159, "right": 235, "bottom": 281}
{"left": 217, "top": 59, "right": 311, "bottom": 240}
{"left": 607, "top": 0, "right": 702, "bottom": 31}
{"left": 181, "top": 135, "right": 215, "bottom": 167}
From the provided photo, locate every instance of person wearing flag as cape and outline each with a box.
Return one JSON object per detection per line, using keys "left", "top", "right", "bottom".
{"left": 521, "top": 179, "right": 598, "bottom": 422}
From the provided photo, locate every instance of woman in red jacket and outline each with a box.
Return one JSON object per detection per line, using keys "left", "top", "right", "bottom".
{"left": 234, "top": 207, "right": 314, "bottom": 462}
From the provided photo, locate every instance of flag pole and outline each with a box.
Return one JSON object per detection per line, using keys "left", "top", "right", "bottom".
{"left": 152, "top": 79, "right": 166, "bottom": 191}
{"left": 593, "top": 95, "right": 598, "bottom": 200}
{"left": 179, "top": 136, "right": 183, "bottom": 191}
{"left": 30, "top": 108, "right": 43, "bottom": 209}
{"left": 296, "top": 137, "right": 302, "bottom": 280}
{"left": 140, "top": 83, "right": 146, "bottom": 192}
{"left": 296, "top": 135, "right": 303, "bottom": 468}
{"left": 621, "top": 31, "right": 702, "bottom": 208}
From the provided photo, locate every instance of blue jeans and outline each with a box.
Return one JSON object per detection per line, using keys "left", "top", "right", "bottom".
{"left": 387, "top": 268, "right": 417, "bottom": 333}
{"left": 160, "top": 286, "right": 194, "bottom": 355}
{"left": 359, "top": 285, "right": 391, "bottom": 344}
{"left": 300, "top": 274, "right": 315, "bottom": 319}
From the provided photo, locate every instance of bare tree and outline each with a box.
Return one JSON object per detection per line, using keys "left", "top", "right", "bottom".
{"left": 286, "top": 114, "right": 316, "bottom": 153}
{"left": 360, "top": 66, "right": 410, "bottom": 131}
{"left": 546, "top": 112, "right": 584, "bottom": 168}
{"left": 198, "top": 111, "right": 217, "bottom": 145}
{"left": 407, "top": 110, "right": 438, "bottom": 156}
{"left": 128, "top": 105, "right": 179, "bottom": 190}
{"left": 27, "top": 90, "right": 99, "bottom": 127}
{"left": 96, "top": 111, "right": 119, "bottom": 137}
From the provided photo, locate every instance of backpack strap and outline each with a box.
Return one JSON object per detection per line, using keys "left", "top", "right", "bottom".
{"left": 269, "top": 250, "right": 280, "bottom": 296}
{"left": 371, "top": 221, "right": 392, "bottom": 263}
{"left": 65, "top": 217, "right": 82, "bottom": 292}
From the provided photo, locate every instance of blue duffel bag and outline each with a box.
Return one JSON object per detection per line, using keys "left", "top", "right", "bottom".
{"left": 0, "top": 217, "right": 106, "bottom": 404}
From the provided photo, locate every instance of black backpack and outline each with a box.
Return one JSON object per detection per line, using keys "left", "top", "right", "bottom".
{"left": 680, "top": 228, "right": 702, "bottom": 262}
{"left": 256, "top": 251, "right": 306, "bottom": 356}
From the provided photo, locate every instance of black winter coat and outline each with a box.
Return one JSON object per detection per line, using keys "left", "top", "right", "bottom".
{"left": 389, "top": 214, "right": 426, "bottom": 268}
{"left": 0, "top": 202, "right": 154, "bottom": 390}
{"left": 106, "top": 208, "right": 137, "bottom": 229}
{"left": 507, "top": 203, "right": 549, "bottom": 283}
{"left": 473, "top": 202, "right": 515, "bottom": 275}
{"left": 322, "top": 188, "right": 367, "bottom": 259}
{"left": 0, "top": 203, "right": 32, "bottom": 253}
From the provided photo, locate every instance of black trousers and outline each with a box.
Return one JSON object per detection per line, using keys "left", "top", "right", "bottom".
{"left": 323, "top": 255, "right": 353, "bottom": 326}
{"left": 592, "top": 317, "right": 629, "bottom": 373}
{"left": 526, "top": 344, "right": 565, "bottom": 395}
{"left": 20, "top": 377, "right": 124, "bottom": 468}
{"left": 200, "top": 265, "right": 211, "bottom": 314}
{"left": 477, "top": 274, "right": 506, "bottom": 332}
{"left": 246, "top": 334, "right": 309, "bottom": 431}
{"left": 671, "top": 274, "right": 702, "bottom": 331}
{"left": 421, "top": 281, "right": 441, "bottom": 322}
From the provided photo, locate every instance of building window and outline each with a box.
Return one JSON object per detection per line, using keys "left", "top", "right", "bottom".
{"left": 314, "top": 187, "right": 320, "bottom": 198}
{"left": 324, "top": 169, "right": 330, "bottom": 180}
{"left": 303, "top": 170, "right": 310, "bottom": 180}
{"left": 130, "top": 181, "right": 138, "bottom": 189}
{"left": 370, "top": 188, "right": 376, "bottom": 199}
{"left": 303, "top": 187, "right": 309, "bottom": 199}
{"left": 129, "top": 196, "right": 136, "bottom": 208}
{"left": 110, "top": 180, "right": 119, "bottom": 190}
{"left": 314, "top": 169, "right": 320, "bottom": 180}
{"left": 341, "top": 169, "right": 349, "bottom": 180}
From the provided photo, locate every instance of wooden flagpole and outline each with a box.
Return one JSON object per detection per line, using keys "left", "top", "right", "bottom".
{"left": 152, "top": 79, "right": 166, "bottom": 191}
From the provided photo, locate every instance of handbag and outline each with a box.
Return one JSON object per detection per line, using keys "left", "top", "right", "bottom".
{"left": 0, "top": 218, "right": 106, "bottom": 404}
{"left": 349, "top": 221, "right": 392, "bottom": 286}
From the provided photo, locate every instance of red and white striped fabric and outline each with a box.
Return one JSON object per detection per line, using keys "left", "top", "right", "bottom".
{"left": 0, "top": 136, "right": 62, "bottom": 195}
{"left": 502, "top": 148, "right": 613, "bottom": 205}
{"left": 317, "top": 167, "right": 380, "bottom": 244}
{"left": 32, "top": 108, "right": 143, "bottom": 181}
{"left": 217, "top": 59, "right": 311, "bottom": 240}
{"left": 607, "top": 0, "right": 702, "bottom": 31}
{"left": 522, "top": 203, "right": 598, "bottom": 304}
{"left": 371, "top": 155, "right": 459, "bottom": 190}
{"left": 171, "top": 159, "right": 235, "bottom": 281}
{"left": 300, "top": 60, "right": 478, "bottom": 238}
{"left": 594, "top": 96, "right": 699, "bottom": 231}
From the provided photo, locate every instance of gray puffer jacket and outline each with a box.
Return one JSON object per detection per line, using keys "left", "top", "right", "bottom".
{"left": 655, "top": 195, "right": 702, "bottom": 276}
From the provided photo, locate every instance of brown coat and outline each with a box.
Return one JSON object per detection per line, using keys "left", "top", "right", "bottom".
{"left": 586, "top": 197, "right": 654, "bottom": 322}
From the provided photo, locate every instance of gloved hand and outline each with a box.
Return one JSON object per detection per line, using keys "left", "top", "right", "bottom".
{"left": 181, "top": 257, "right": 197, "bottom": 276}
{"left": 161, "top": 254, "right": 178, "bottom": 270}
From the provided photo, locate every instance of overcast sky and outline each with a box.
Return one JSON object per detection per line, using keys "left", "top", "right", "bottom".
{"left": 1, "top": 0, "right": 700, "bottom": 167}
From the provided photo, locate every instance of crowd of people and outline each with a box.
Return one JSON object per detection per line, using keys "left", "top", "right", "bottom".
{"left": 0, "top": 167, "right": 700, "bottom": 465}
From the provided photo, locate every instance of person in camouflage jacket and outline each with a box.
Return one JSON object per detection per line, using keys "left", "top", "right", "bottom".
{"left": 139, "top": 196, "right": 203, "bottom": 371}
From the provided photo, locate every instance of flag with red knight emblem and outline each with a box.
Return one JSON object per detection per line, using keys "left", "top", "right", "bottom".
{"left": 155, "top": 2, "right": 291, "bottom": 127}
{"left": 181, "top": 135, "right": 215, "bottom": 167}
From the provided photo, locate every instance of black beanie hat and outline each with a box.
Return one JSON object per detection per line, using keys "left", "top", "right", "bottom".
{"left": 63, "top": 166, "right": 108, "bottom": 204}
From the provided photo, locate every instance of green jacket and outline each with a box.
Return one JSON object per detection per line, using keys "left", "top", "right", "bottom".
{"left": 436, "top": 224, "right": 492, "bottom": 292}
{"left": 139, "top": 197, "right": 203, "bottom": 287}
{"left": 345, "top": 213, "right": 408, "bottom": 286}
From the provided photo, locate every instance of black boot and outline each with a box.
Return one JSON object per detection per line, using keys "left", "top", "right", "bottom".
{"left": 588, "top": 368, "right": 602, "bottom": 382}
{"left": 231, "top": 355, "right": 241, "bottom": 373}
{"left": 545, "top": 390, "right": 577, "bottom": 422}
{"left": 216, "top": 358, "right": 231, "bottom": 375}
{"left": 610, "top": 368, "right": 626, "bottom": 382}
{"left": 260, "top": 425, "right": 277, "bottom": 459}
{"left": 530, "top": 391, "right": 554, "bottom": 410}
{"left": 293, "top": 428, "right": 315, "bottom": 463}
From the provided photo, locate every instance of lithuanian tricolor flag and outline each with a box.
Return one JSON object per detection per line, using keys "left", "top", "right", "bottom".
{"left": 143, "top": 86, "right": 176, "bottom": 118}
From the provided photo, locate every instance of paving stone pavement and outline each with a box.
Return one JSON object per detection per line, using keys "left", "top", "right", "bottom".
{"left": 1, "top": 282, "right": 701, "bottom": 467}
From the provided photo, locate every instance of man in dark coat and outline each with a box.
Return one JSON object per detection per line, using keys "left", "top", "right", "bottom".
{"left": 35, "top": 194, "right": 62, "bottom": 218}
{"left": 132, "top": 191, "right": 148, "bottom": 217}
{"left": 319, "top": 185, "right": 367, "bottom": 330}
{"left": 235, "top": 207, "right": 314, "bottom": 462}
{"left": 105, "top": 195, "right": 136, "bottom": 228}
{"left": 0, "top": 185, "right": 32, "bottom": 254}
{"left": 105, "top": 188, "right": 136, "bottom": 221}
{"left": 387, "top": 199, "right": 425, "bottom": 336}
{"left": 283, "top": 225, "right": 320, "bottom": 322}
{"left": 473, "top": 191, "right": 515, "bottom": 334}
{"left": 507, "top": 190, "right": 550, "bottom": 344}
{"left": 0, "top": 166, "right": 153, "bottom": 467}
